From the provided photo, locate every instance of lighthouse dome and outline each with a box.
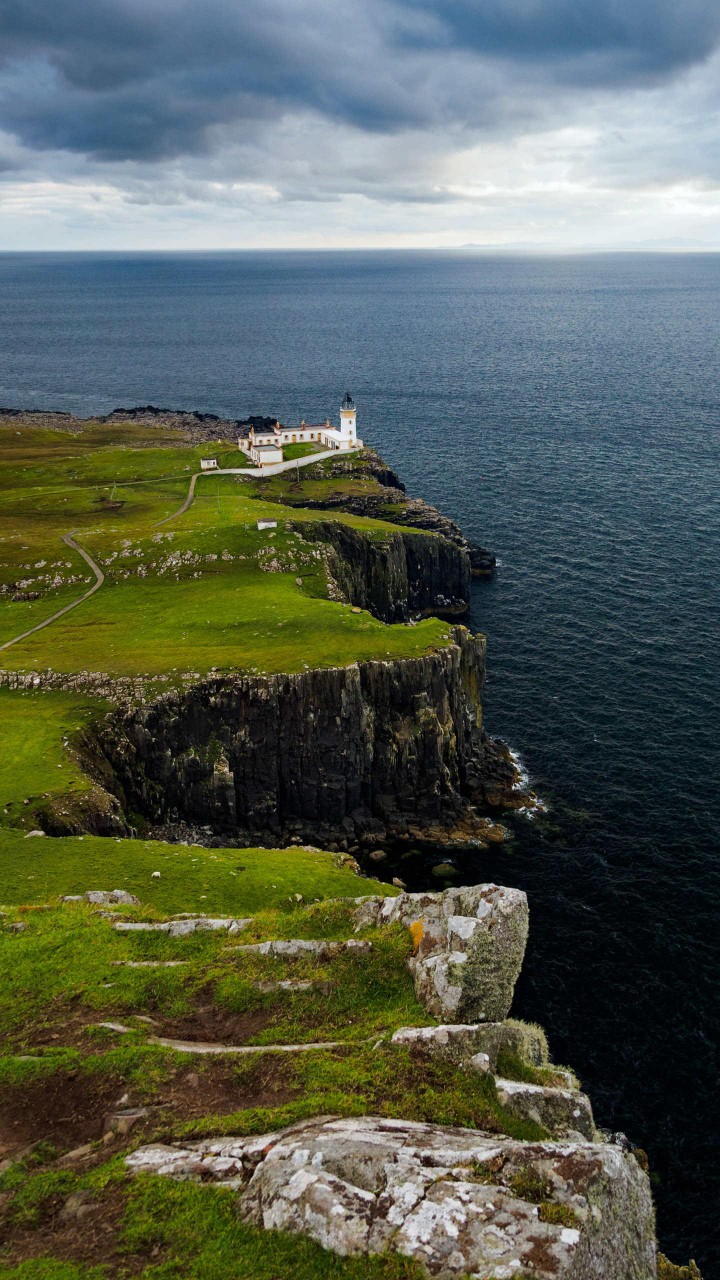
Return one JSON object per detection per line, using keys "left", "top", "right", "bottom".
{"left": 341, "top": 391, "right": 355, "bottom": 410}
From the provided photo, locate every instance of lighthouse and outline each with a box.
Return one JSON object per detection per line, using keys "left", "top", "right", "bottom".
{"left": 339, "top": 391, "right": 356, "bottom": 445}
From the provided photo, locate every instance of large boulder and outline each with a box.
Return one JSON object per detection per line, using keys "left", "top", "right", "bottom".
{"left": 127, "top": 1115, "right": 656, "bottom": 1279}
{"left": 354, "top": 884, "right": 529, "bottom": 1022}
{"left": 493, "top": 1079, "right": 595, "bottom": 1141}
{"left": 390, "top": 1019, "right": 549, "bottom": 1070}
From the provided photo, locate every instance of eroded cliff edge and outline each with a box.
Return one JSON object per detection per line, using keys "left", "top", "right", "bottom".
{"left": 89, "top": 627, "right": 522, "bottom": 848}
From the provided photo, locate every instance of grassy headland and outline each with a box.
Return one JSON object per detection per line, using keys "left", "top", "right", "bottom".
{"left": 0, "top": 415, "right": 521, "bottom": 1279}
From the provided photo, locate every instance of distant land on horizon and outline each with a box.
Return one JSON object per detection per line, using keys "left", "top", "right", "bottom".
{"left": 2, "top": 241, "right": 720, "bottom": 256}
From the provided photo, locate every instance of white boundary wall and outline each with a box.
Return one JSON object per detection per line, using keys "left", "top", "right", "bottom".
{"left": 216, "top": 445, "right": 362, "bottom": 479}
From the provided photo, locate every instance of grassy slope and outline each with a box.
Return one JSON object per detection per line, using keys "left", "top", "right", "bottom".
{"left": 0, "top": 690, "right": 101, "bottom": 821}
{"left": 0, "top": 893, "right": 551, "bottom": 1280}
{"left": 0, "top": 422, "right": 449, "bottom": 673}
{"left": 0, "top": 423, "right": 499, "bottom": 1278}
{"left": 0, "top": 834, "right": 391, "bottom": 914}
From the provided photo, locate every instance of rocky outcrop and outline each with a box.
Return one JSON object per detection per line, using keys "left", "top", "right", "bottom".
{"left": 265, "top": 449, "right": 496, "bottom": 579}
{"left": 354, "top": 884, "right": 528, "bottom": 1023}
{"left": 295, "top": 520, "right": 470, "bottom": 621}
{"left": 89, "top": 627, "right": 520, "bottom": 845}
{"left": 391, "top": 1020, "right": 550, "bottom": 1070}
{"left": 60, "top": 889, "right": 140, "bottom": 906}
{"left": 494, "top": 1079, "right": 595, "bottom": 1142}
{"left": 127, "top": 1115, "right": 656, "bottom": 1279}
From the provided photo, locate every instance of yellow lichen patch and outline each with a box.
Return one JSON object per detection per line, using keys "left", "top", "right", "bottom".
{"left": 409, "top": 920, "right": 424, "bottom": 952}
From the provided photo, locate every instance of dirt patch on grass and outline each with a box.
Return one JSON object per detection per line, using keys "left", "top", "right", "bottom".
{"left": 159, "top": 1000, "right": 273, "bottom": 1046}
{"left": 162, "top": 1055, "right": 302, "bottom": 1121}
{"left": 0, "top": 1182, "right": 152, "bottom": 1274}
{"left": 0, "top": 1055, "right": 302, "bottom": 1165}
{"left": 0, "top": 1069, "right": 124, "bottom": 1157}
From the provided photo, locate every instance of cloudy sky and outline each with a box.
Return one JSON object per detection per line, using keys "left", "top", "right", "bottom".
{"left": 1, "top": 0, "right": 720, "bottom": 249}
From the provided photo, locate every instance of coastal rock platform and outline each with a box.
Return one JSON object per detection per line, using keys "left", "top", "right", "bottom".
{"left": 127, "top": 1114, "right": 656, "bottom": 1279}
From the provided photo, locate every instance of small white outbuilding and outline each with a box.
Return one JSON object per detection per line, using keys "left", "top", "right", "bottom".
{"left": 250, "top": 443, "right": 284, "bottom": 467}
{"left": 200, "top": 458, "right": 218, "bottom": 471}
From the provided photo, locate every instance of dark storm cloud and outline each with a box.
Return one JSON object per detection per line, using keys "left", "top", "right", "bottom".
{"left": 1, "top": 0, "right": 719, "bottom": 164}
{"left": 405, "top": 0, "right": 720, "bottom": 77}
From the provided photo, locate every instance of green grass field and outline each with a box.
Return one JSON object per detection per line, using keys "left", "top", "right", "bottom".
{"left": 0, "top": 421, "right": 449, "bottom": 676}
{"left": 0, "top": 420, "right": 506, "bottom": 1280}
{"left": 0, "top": 831, "right": 392, "bottom": 913}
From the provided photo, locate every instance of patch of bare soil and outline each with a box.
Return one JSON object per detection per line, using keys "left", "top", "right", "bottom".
{"left": 0, "top": 1070, "right": 124, "bottom": 1157}
{"left": 0, "top": 1055, "right": 302, "bottom": 1164}
{"left": 21, "top": 1007, "right": 118, "bottom": 1052}
{"left": 158, "top": 989, "right": 274, "bottom": 1045}
{"left": 0, "top": 1183, "right": 153, "bottom": 1274}
{"left": 160, "top": 1056, "right": 302, "bottom": 1122}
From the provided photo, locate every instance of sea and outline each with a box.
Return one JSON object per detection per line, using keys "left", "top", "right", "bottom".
{"left": 0, "top": 250, "right": 718, "bottom": 1274}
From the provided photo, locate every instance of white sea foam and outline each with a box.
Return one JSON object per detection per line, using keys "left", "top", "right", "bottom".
{"left": 506, "top": 745, "right": 548, "bottom": 818}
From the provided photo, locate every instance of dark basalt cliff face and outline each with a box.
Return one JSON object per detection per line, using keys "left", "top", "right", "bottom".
{"left": 296, "top": 520, "right": 470, "bottom": 621}
{"left": 91, "top": 628, "right": 518, "bottom": 848}
{"left": 269, "top": 452, "right": 496, "bottom": 578}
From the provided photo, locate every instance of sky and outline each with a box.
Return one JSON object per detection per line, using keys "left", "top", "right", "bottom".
{"left": 1, "top": 0, "right": 720, "bottom": 250}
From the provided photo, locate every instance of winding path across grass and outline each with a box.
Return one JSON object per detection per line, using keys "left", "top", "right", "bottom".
{"left": 155, "top": 447, "right": 359, "bottom": 527}
{"left": 154, "top": 469, "right": 204, "bottom": 526}
{"left": 0, "top": 532, "right": 105, "bottom": 654}
{"left": 0, "top": 446, "right": 362, "bottom": 654}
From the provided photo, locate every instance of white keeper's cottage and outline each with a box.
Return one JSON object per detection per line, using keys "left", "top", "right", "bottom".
{"left": 239, "top": 392, "right": 362, "bottom": 465}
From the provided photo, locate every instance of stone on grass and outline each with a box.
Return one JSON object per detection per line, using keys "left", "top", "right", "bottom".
{"left": 389, "top": 1021, "right": 549, "bottom": 1072}
{"left": 495, "top": 1079, "right": 595, "bottom": 1141}
{"left": 354, "top": 884, "right": 529, "bottom": 1022}
{"left": 396, "top": 1019, "right": 548, "bottom": 1072}
{"left": 227, "top": 939, "right": 372, "bottom": 959}
{"left": 127, "top": 1115, "right": 656, "bottom": 1279}
{"left": 58, "top": 1143, "right": 93, "bottom": 1165}
{"left": 105, "top": 1107, "right": 155, "bottom": 1137}
{"left": 58, "top": 1191, "right": 95, "bottom": 1223}
{"left": 114, "top": 916, "right": 250, "bottom": 936}
{"left": 390, "top": 1024, "right": 488, "bottom": 1061}
{"left": 84, "top": 889, "right": 140, "bottom": 906}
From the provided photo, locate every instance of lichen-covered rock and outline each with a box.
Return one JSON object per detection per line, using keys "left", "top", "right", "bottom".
{"left": 390, "top": 1020, "right": 548, "bottom": 1071}
{"left": 228, "top": 938, "right": 372, "bottom": 959}
{"left": 390, "top": 1024, "right": 490, "bottom": 1060}
{"left": 83, "top": 889, "right": 140, "bottom": 906}
{"left": 355, "top": 884, "right": 528, "bottom": 1022}
{"left": 127, "top": 1115, "right": 656, "bottom": 1279}
{"left": 494, "top": 1079, "right": 595, "bottom": 1141}
{"left": 113, "top": 916, "right": 250, "bottom": 936}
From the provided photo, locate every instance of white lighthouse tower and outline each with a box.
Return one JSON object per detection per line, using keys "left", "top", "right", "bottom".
{"left": 339, "top": 391, "right": 356, "bottom": 447}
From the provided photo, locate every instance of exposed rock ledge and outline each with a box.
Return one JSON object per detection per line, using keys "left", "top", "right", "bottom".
{"left": 89, "top": 627, "right": 530, "bottom": 847}
{"left": 265, "top": 449, "right": 496, "bottom": 580}
{"left": 354, "top": 884, "right": 529, "bottom": 1023}
{"left": 127, "top": 1115, "right": 656, "bottom": 1280}
{"left": 124, "top": 883, "right": 656, "bottom": 1277}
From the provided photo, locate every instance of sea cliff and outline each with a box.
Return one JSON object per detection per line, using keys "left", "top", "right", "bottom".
{"left": 89, "top": 627, "right": 520, "bottom": 847}
{"left": 0, "top": 409, "right": 699, "bottom": 1278}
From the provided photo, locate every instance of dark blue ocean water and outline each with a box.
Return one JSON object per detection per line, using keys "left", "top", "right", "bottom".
{"left": 1, "top": 251, "right": 718, "bottom": 1273}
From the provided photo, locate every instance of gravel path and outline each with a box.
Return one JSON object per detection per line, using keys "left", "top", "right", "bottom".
{"left": 0, "top": 531, "right": 105, "bottom": 654}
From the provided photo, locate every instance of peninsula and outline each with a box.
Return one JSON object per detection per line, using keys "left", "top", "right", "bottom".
{"left": 0, "top": 402, "right": 697, "bottom": 1279}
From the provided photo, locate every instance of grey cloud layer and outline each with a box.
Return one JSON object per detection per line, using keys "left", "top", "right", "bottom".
{"left": 1, "top": 0, "right": 720, "bottom": 163}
